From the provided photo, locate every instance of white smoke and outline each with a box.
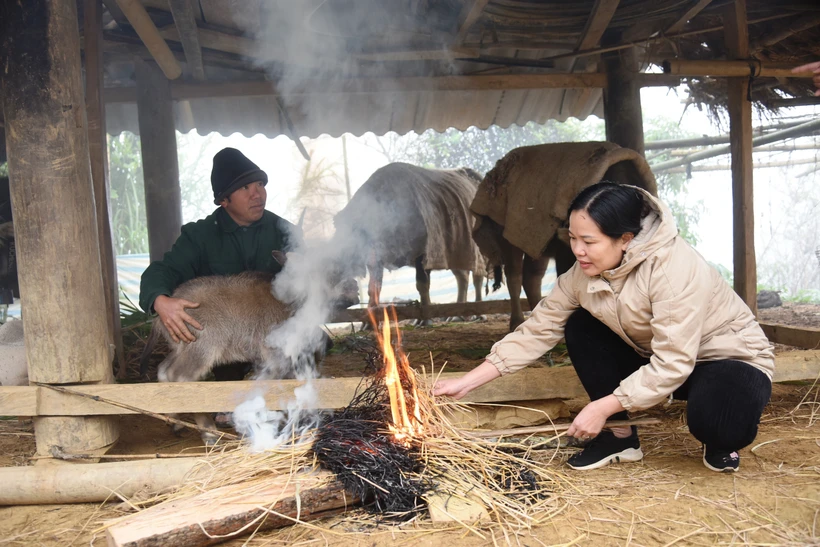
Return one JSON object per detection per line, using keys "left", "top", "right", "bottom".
{"left": 231, "top": 236, "right": 360, "bottom": 450}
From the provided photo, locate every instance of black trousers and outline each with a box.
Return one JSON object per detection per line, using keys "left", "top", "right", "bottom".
{"left": 564, "top": 309, "right": 772, "bottom": 452}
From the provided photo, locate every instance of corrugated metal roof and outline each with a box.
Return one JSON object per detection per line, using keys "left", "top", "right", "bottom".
{"left": 99, "top": 0, "right": 817, "bottom": 139}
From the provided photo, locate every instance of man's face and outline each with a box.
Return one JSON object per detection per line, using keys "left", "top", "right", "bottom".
{"left": 221, "top": 181, "right": 267, "bottom": 226}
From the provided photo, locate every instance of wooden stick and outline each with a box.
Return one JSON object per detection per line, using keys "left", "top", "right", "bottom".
{"left": 30, "top": 447, "right": 206, "bottom": 461}
{"left": 34, "top": 383, "right": 239, "bottom": 441}
{"left": 465, "top": 418, "right": 662, "bottom": 439}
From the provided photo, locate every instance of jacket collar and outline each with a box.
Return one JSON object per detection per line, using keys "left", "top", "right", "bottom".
{"left": 214, "top": 207, "right": 276, "bottom": 233}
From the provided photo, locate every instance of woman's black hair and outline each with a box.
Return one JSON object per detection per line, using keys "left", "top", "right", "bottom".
{"left": 567, "top": 181, "right": 649, "bottom": 239}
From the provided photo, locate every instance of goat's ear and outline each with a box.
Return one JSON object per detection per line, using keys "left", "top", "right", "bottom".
{"left": 271, "top": 250, "right": 288, "bottom": 266}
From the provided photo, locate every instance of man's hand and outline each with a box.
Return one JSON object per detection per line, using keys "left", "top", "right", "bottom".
{"left": 153, "top": 295, "right": 203, "bottom": 343}
{"left": 566, "top": 395, "right": 625, "bottom": 440}
{"left": 793, "top": 61, "right": 820, "bottom": 96}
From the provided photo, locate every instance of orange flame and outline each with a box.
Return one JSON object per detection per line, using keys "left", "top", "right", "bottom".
{"left": 370, "top": 307, "right": 423, "bottom": 441}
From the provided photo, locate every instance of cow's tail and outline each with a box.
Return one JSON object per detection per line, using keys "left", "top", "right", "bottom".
{"left": 488, "top": 265, "right": 503, "bottom": 293}
{"left": 139, "top": 322, "right": 160, "bottom": 377}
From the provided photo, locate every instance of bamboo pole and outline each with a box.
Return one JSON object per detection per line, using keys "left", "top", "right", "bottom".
{"left": 662, "top": 59, "right": 815, "bottom": 79}
{"left": 651, "top": 118, "right": 820, "bottom": 171}
{"left": 0, "top": 458, "right": 197, "bottom": 505}
{"left": 113, "top": 0, "right": 182, "bottom": 79}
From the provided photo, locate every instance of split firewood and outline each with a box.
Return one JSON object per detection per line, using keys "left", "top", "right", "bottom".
{"left": 105, "top": 470, "right": 358, "bottom": 547}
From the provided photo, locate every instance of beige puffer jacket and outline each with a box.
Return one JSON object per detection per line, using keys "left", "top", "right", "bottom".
{"left": 485, "top": 188, "right": 775, "bottom": 411}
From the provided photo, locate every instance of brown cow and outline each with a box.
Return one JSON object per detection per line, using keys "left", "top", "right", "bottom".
{"left": 471, "top": 142, "right": 658, "bottom": 331}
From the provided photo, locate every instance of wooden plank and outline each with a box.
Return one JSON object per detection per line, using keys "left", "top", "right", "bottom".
{"left": 454, "top": 0, "right": 491, "bottom": 44}
{"left": 0, "top": 367, "right": 583, "bottom": 417}
{"left": 576, "top": 0, "right": 621, "bottom": 52}
{"left": 106, "top": 471, "right": 356, "bottom": 547}
{"left": 167, "top": 0, "right": 205, "bottom": 80}
{"left": 2, "top": 351, "right": 818, "bottom": 418}
{"left": 113, "top": 0, "right": 182, "bottom": 79}
{"left": 135, "top": 59, "right": 183, "bottom": 262}
{"left": 103, "top": 72, "right": 608, "bottom": 103}
{"left": 665, "top": 0, "right": 713, "bottom": 34}
{"left": 330, "top": 299, "right": 530, "bottom": 323}
{"left": 760, "top": 323, "right": 820, "bottom": 350}
{"left": 772, "top": 350, "right": 820, "bottom": 382}
{"left": 723, "top": 0, "right": 757, "bottom": 314}
{"left": 85, "top": 0, "right": 125, "bottom": 379}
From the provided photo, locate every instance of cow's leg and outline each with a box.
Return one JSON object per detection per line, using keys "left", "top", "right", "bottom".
{"left": 522, "top": 254, "right": 550, "bottom": 313}
{"left": 501, "top": 239, "right": 525, "bottom": 331}
{"left": 415, "top": 256, "right": 433, "bottom": 326}
{"left": 473, "top": 272, "right": 484, "bottom": 303}
{"left": 548, "top": 237, "right": 577, "bottom": 276}
{"left": 367, "top": 262, "right": 383, "bottom": 308}
{"left": 446, "top": 269, "right": 471, "bottom": 323}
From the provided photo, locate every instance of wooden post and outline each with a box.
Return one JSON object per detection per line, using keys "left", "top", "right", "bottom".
{"left": 602, "top": 40, "right": 645, "bottom": 155}
{"left": 85, "top": 0, "right": 125, "bottom": 377}
{"left": 1, "top": 0, "right": 118, "bottom": 454}
{"left": 723, "top": 0, "right": 757, "bottom": 314}
{"left": 136, "top": 59, "right": 182, "bottom": 262}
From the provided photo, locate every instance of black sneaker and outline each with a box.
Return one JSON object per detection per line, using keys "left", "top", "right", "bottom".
{"left": 702, "top": 445, "right": 739, "bottom": 473}
{"left": 566, "top": 429, "right": 643, "bottom": 470}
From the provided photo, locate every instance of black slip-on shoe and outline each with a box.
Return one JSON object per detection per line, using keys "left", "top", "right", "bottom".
{"left": 702, "top": 445, "right": 740, "bottom": 473}
{"left": 566, "top": 429, "right": 643, "bottom": 471}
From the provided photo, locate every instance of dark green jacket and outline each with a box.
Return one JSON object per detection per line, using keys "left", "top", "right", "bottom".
{"left": 139, "top": 208, "right": 298, "bottom": 313}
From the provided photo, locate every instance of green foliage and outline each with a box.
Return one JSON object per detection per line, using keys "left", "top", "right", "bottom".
{"left": 782, "top": 289, "right": 820, "bottom": 305}
{"left": 109, "top": 132, "right": 149, "bottom": 255}
{"left": 0, "top": 162, "right": 8, "bottom": 177}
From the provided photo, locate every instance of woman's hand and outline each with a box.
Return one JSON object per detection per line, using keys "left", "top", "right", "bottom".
{"left": 432, "top": 360, "right": 501, "bottom": 400}
{"left": 566, "top": 395, "right": 625, "bottom": 440}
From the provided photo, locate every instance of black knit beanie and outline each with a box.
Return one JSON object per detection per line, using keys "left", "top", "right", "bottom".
{"left": 211, "top": 148, "right": 268, "bottom": 204}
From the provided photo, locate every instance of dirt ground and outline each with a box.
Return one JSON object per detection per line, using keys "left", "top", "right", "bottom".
{"left": 1, "top": 310, "right": 819, "bottom": 546}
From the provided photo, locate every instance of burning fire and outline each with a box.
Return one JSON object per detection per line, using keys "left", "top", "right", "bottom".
{"left": 372, "top": 308, "right": 423, "bottom": 441}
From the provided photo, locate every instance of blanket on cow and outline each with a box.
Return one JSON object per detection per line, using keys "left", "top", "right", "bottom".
{"left": 335, "top": 163, "right": 487, "bottom": 276}
{"left": 470, "top": 141, "right": 658, "bottom": 260}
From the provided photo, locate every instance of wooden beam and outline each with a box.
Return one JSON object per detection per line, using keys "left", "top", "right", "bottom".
{"left": 723, "top": 0, "right": 756, "bottom": 313}
{"left": 2, "top": 0, "right": 119, "bottom": 456}
{"left": 167, "top": 0, "right": 205, "bottom": 80}
{"left": 662, "top": 59, "right": 816, "bottom": 79}
{"left": 665, "top": 0, "right": 713, "bottom": 34}
{"left": 0, "top": 367, "right": 586, "bottom": 417}
{"left": 135, "top": 59, "right": 182, "bottom": 262}
{"left": 331, "top": 299, "right": 531, "bottom": 323}
{"left": 113, "top": 0, "right": 182, "bottom": 79}
{"left": 103, "top": 72, "right": 609, "bottom": 104}
{"left": 106, "top": 471, "right": 356, "bottom": 546}
{"left": 85, "top": 0, "right": 125, "bottom": 380}
{"left": 454, "top": 0, "right": 491, "bottom": 44}
{"left": 2, "top": 350, "right": 818, "bottom": 419}
{"left": 759, "top": 323, "right": 820, "bottom": 350}
{"left": 101, "top": 0, "right": 128, "bottom": 26}
{"left": 576, "top": 0, "right": 621, "bottom": 52}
